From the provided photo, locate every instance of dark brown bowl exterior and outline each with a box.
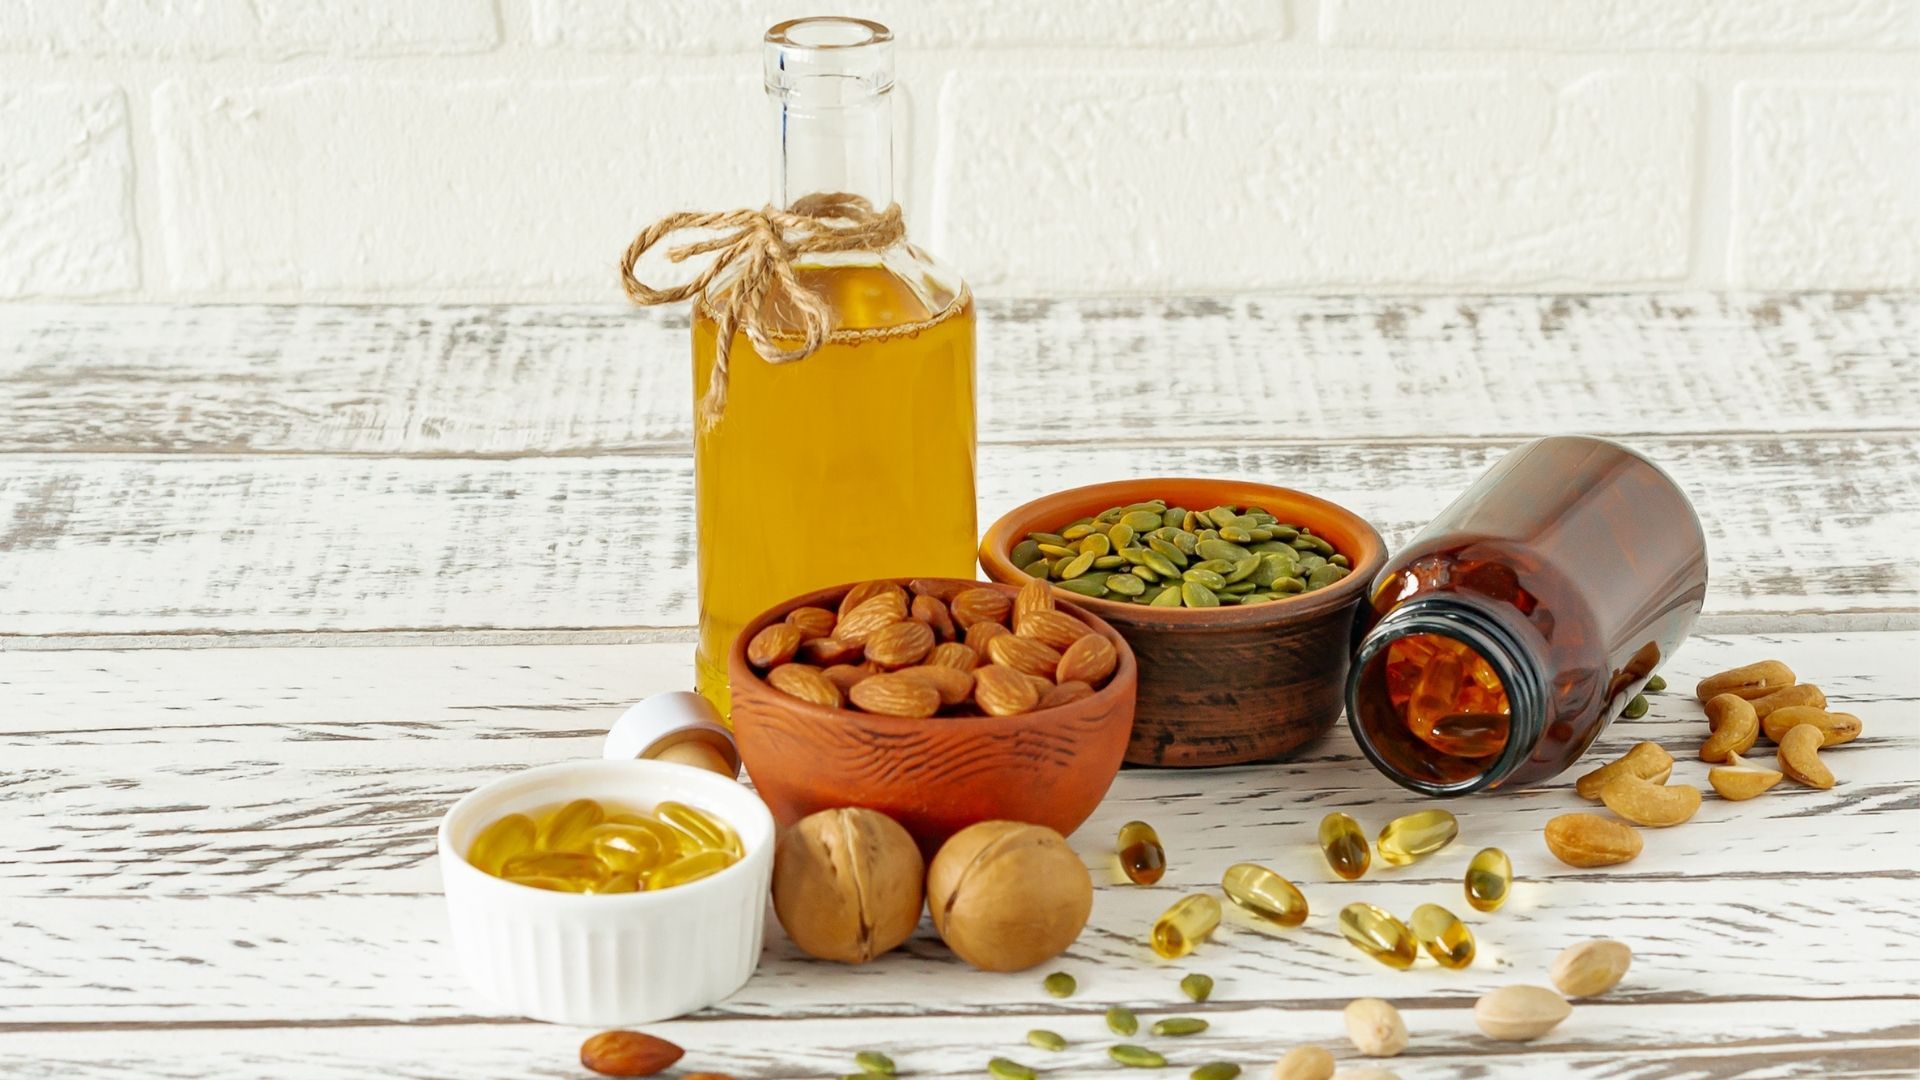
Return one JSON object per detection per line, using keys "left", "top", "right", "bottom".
{"left": 729, "top": 579, "right": 1136, "bottom": 855}
{"left": 979, "top": 478, "right": 1387, "bottom": 767}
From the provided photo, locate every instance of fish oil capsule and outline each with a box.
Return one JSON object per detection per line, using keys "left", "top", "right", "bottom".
{"left": 535, "top": 798, "right": 607, "bottom": 852}
{"left": 1220, "top": 862, "right": 1307, "bottom": 929}
{"left": 1318, "top": 812, "right": 1371, "bottom": 880}
{"left": 657, "top": 800, "right": 743, "bottom": 858}
{"left": 583, "top": 871, "right": 642, "bottom": 894}
{"left": 1151, "top": 894, "right": 1222, "bottom": 959}
{"left": 1409, "top": 902, "right": 1476, "bottom": 969}
{"left": 646, "top": 848, "right": 735, "bottom": 890}
{"left": 1376, "top": 808, "right": 1458, "bottom": 866}
{"left": 1464, "top": 847, "right": 1513, "bottom": 912}
{"left": 1117, "top": 820, "right": 1167, "bottom": 885}
{"left": 501, "top": 850, "right": 608, "bottom": 891}
{"left": 1338, "top": 902, "right": 1417, "bottom": 970}
{"left": 587, "top": 823, "right": 671, "bottom": 874}
{"left": 466, "top": 812, "right": 536, "bottom": 876}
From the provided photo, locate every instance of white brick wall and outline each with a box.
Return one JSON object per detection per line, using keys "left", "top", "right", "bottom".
{"left": 1, "top": 1, "right": 1915, "bottom": 301}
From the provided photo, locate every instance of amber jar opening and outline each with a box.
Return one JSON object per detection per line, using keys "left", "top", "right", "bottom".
{"left": 1347, "top": 598, "right": 1548, "bottom": 796}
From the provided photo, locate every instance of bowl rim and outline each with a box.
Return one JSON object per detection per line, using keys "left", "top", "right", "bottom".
{"left": 728, "top": 576, "right": 1138, "bottom": 734}
{"left": 978, "top": 476, "right": 1388, "bottom": 629}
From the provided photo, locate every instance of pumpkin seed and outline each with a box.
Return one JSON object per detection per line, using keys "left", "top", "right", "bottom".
{"left": 1010, "top": 539, "right": 1041, "bottom": 567}
{"left": 1056, "top": 577, "right": 1106, "bottom": 597}
{"left": 1150, "top": 585, "right": 1184, "bottom": 607}
{"left": 1152, "top": 1017, "right": 1208, "bottom": 1037}
{"left": 1218, "top": 526, "right": 1253, "bottom": 543}
{"left": 1109, "top": 1044, "right": 1167, "bottom": 1068}
{"left": 1646, "top": 674, "right": 1668, "bottom": 692}
{"left": 1106, "top": 1005, "right": 1139, "bottom": 1035}
{"left": 1059, "top": 552, "right": 1096, "bottom": 579}
{"left": 1108, "top": 523, "right": 1135, "bottom": 548}
{"left": 1141, "top": 550, "right": 1181, "bottom": 579}
{"left": 1623, "top": 693, "right": 1649, "bottom": 719}
{"left": 1037, "top": 543, "right": 1076, "bottom": 558}
{"left": 1026, "top": 1029, "right": 1067, "bottom": 1052}
{"left": 1122, "top": 511, "right": 1164, "bottom": 532}
{"left": 1147, "top": 537, "right": 1190, "bottom": 568}
{"left": 1181, "top": 582, "right": 1219, "bottom": 608}
{"left": 1182, "top": 568, "right": 1228, "bottom": 591}
{"left": 988, "top": 1058, "right": 1037, "bottom": 1080}
{"left": 1080, "top": 533, "right": 1112, "bottom": 557}
{"left": 1043, "top": 971, "right": 1076, "bottom": 998}
{"left": 1206, "top": 506, "right": 1237, "bottom": 528}
{"left": 1190, "top": 1065, "right": 1241, "bottom": 1080}
{"left": 1106, "top": 573, "right": 1147, "bottom": 597}
{"left": 1062, "top": 523, "right": 1096, "bottom": 541}
{"left": 855, "top": 1051, "right": 897, "bottom": 1075}
{"left": 1092, "top": 555, "right": 1126, "bottom": 570}
{"left": 1180, "top": 972, "right": 1214, "bottom": 1001}
{"left": 1223, "top": 556, "right": 1262, "bottom": 584}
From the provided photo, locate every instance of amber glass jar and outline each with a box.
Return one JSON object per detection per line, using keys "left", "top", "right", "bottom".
{"left": 1346, "top": 436, "right": 1708, "bottom": 795}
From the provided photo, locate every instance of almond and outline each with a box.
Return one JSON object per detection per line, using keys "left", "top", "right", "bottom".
{"left": 1749, "top": 682, "right": 1825, "bottom": 718}
{"left": 1036, "top": 680, "right": 1094, "bottom": 710}
{"left": 1694, "top": 659, "right": 1794, "bottom": 702}
{"left": 1543, "top": 813, "right": 1642, "bottom": 867}
{"left": 1708, "top": 751, "right": 1784, "bottom": 801}
{"left": 821, "top": 663, "right": 876, "bottom": 693}
{"left": 973, "top": 663, "right": 1040, "bottom": 717}
{"left": 1777, "top": 723, "right": 1835, "bottom": 789}
{"left": 950, "top": 587, "right": 1014, "bottom": 628}
{"left": 911, "top": 593, "right": 957, "bottom": 641}
{"left": 1573, "top": 741, "right": 1673, "bottom": 800}
{"left": 964, "top": 620, "right": 1009, "bottom": 659}
{"left": 895, "top": 664, "right": 974, "bottom": 707}
{"left": 1013, "top": 577, "right": 1055, "bottom": 623}
{"left": 927, "top": 642, "right": 979, "bottom": 671}
{"left": 865, "top": 619, "right": 935, "bottom": 669}
{"left": 745, "top": 623, "right": 802, "bottom": 668}
{"left": 987, "top": 633, "right": 1063, "bottom": 680}
{"left": 1598, "top": 772, "right": 1701, "bottom": 827}
{"left": 1016, "top": 608, "right": 1091, "bottom": 652}
{"left": 848, "top": 673, "right": 940, "bottom": 718}
{"left": 799, "top": 636, "right": 863, "bottom": 666}
{"left": 1473, "top": 985, "right": 1570, "bottom": 1042}
{"left": 784, "top": 605, "right": 838, "bottom": 641}
{"left": 766, "top": 663, "right": 842, "bottom": 709}
{"left": 1760, "top": 705, "right": 1861, "bottom": 747}
{"left": 579, "top": 1030, "right": 683, "bottom": 1077}
{"left": 1056, "top": 634, "right": 1118, "bottom": 686}
{"left": 837, "top": 595, "right": 905, "bottom": 645}
{"left": 908, "top": 577, "right": 972, "bottom": 603}
{"left": 1699, "top": 693, "right": 1759, "bottom": 763}
{"left": 838, "top": 580, "right": 905, "bottom": 620}
{"left": 1550, "top": 939, "right": 1631, "bottom": 997}
{"left": 1273, "top": 1046, "right": 1336, "bottom": 1080}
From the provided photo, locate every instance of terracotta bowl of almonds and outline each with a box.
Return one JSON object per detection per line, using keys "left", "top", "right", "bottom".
{"left": 980, "top": 478, "right": 1387, "bottom": 767}
{"left": 729, "top": 577, "right": 1136, "bottom": 854}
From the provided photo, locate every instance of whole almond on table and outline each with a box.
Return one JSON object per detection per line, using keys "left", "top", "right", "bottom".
{"left": 1574, "top": 741, "right": 1673, "bottom": 800}
{"left": 1699, "top": 693, "right": 1759, "bottom": 763}
{"left": 1599, "top": 772, "right": 1701, "bottom": 827}
{"left": 1749, "top": 682, "right": 1825, "bottom": 718}
{"left": 865, "top": 619, "right": 935, "bottom": 668}
{"left": 1709, "top": 750, "right": 1784, "bottom": 800}
{"left": 1473, "top": 985, "right": 1571, "bottom": 1041}
{"left": 745, "top": 622, "right": 802, "bottom": 668}
{"left": 1057, "top": 633, "right": 1118, "bottom": 685}
{"left": 1777, "top": 723, "right": 1836, "bottom": 789}
{"left": 1342, "top": 998, "right": 1408, "bottom": 1057}
{"left": 848, "top": 673, "right": 941, "bottom": 719}
{"left": 1550, "top": 939, "right": 1632, "bottom": 997}
{"left": 1544, "top": 813, "right": 1642, "bottom": 867}
{"left": 1272, "top": 1046, "right": 1336, "bottom": 1080}
{"left": 975, "top": 663, "right": 1041, "bottom": 716}
{"left": 1694, "top": 659, "right": 1794, "bottom": 702}
{"left": 1330, "top": 1070, "right": 1400, "bottom": 1080}
{"left": 1761, "top": 705, "right": 1862, "bottom": 746}
{"left": 767, "top": 663, "right": 842, "bottom": 708}
{"left": 579, "top": 1030, "right": 684, "bottom": 1077}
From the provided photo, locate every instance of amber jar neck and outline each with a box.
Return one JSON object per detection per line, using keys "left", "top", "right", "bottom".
{"left": 1347, "top": 595, "right": 1551, "bottom": 797}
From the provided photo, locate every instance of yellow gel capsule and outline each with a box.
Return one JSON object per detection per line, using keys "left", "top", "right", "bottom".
{"left": 501, "top": 850, "right": 605, "bottom": 884}
{"left": 535, "top": 798, "right": 606, "bottom": 852}
{"left": 1376, "top": 808, "right": 1458, "bottom": 867}
{"left": 1338, "top": 902, "right": 1417, "bottom": 970}
{"left": 583, "top": 871, "right": 642, "bottom": 894}
{"left": 1117, "top": 820, "right": 1167, "bottom": 885}
{"left": 587, "top": 823, "right": 670, "bottom": 874}
{"left": 1150, "top": 894, "right": 1222, "bottom": 960}
{"left": 1220, "top": 862, "right": 1307, "bottom": 929}
{"left": 656, "top": 801, "right": 743, "bottom": 858}
{"left": 1318, "top": 812, "right": 1371, "bottom": 880}
{"left": 510, "top": 874, "right": 593, "bottom": 893}
{"left": 1410, "top": 902, "right": 1476, "bottom": 969}
{"left": 646, "top": 849, "right": 735, "bottom": 890}
{"left": 1465, "top": 847, "right": 1513, "bottom": 912}
{"left": 466, "top": 812, "right": 536, "bottom": 876}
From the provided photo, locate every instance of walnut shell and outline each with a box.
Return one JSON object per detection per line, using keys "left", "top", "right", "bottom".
{"left": 926, "top": 821, "right": 1091, "bottom": 972}
{"left": 771, "top": 807, "right": 924, "bottom": 964}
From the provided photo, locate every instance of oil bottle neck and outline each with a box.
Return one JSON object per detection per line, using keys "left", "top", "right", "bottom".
{"left": 763, "top": 17, "right": 895, "bottom": 211}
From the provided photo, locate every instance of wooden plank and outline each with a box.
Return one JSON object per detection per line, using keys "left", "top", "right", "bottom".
{"left": 1, "top": 294, "right": 1915, "bottom": 454}
{"left": 3, "top": 436, "right": 1916, "bottom": 638}
{"left": 0, "top": 1003, "right": 1913, "bottom": 1079}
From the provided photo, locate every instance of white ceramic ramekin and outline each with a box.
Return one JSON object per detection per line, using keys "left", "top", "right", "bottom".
{"left": 437, "top": 758, "right": 775, "bottom": 1026}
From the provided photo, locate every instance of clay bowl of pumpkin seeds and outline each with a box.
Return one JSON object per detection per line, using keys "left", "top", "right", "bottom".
{"left": 980, "top": 478, "right": 1385, "bottom": 768}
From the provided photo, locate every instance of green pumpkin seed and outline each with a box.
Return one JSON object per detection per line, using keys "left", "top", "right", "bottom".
{"left": 1189, "top": 558, "right": 1234, "bottom": 575}
{"left": 1170, "top": 530, "right": 1199, "bottom": 555}
{"left": 1131, "top": 565, "right": 1159, "bottom": 582}
{"left": 1191, "top": 1064, "right": 1241, "bottom": 1080}
{"left": 1109, "top": 1045, "right": 1166, "bottom": 1068}
{"left": 1090, "top": 555, "right": 1123, "bottom": 570}
{"left": 1223, "top": 556, "right": 1262, "bottom": 584}
{"left": 1329, "top": 554, "right": 1350, "bottom": 568}
{"left": 1221, "top": 580, "right": 1255, "bottom": 595}
{"left": 1062, "top": 523, "right": 1096, "bottom": 541}
{"left": 1037, "top": 543, "right": 1076, "bottom": 558}
{"left": 1195, "top": 538, "right": 1251, "bottom": 562}
{"left": 1218, "top": 525, "right": 1253, "bottom": 543}
{"left": 1122, "top": 500, "right": 1167, "bottom": 514}
{"left": 1181, "top": 582, "right": 1219, "bottom": 608}
{"left": 1080, "top": 533, "right": 1112, "bottom": 557}
{"left": 1206, "top": 506, "right": 1237, "bottom": 528}
{"left": 1623, "top": 693, "right": 1649, "bottom": 719}
{"left": 1121, "top": 511, "right": 1163, "bottom": 532}
{"left": 1105, "top": 1006, "right": 1139, "bottom": 1036}
{"left": 1043, "top": 971, "right": 1076, "bottom": 998}
{"left": 1059, "top": 552, "right": 1096, "bottom": 580}
{"left": 1027, "top": 1030, "right": 1067, "bottom": 1052}
{"left": 1146, "top": 536, "right": 1190, "bottom": 568}
{"left": 1182, "top": 568, "right": 1228, "bottom": 591}
{"left": 1296, "top": 552, "right": 1327, "bottom": 574}
{"left": 1152, "top": 1017, "right": 1208, "bottom": 1037}
{"left": 1010, "top": 539, "right": 1041, "bottom": 567}
{"left": 1106, "top": 573, "right": 1147, "bottom": 597}
{"left": 1021, "top": 558, "right": 1051, "bottom": 578}
{"left": 1030, "top": 532, "right": 1068, "bottom": 546}
{"left": 1646, "top": 674, "right": 1668, "bottom": 692}
{"left": 855, "top": 1051, "right": 897, "bottom": 1075}
{"left": 988, "top": 1058, "right": 1037, "bottom": 1080}
{"left": 1056, "top": 577, "right": 1106, "bottom": 597}
{"left": 1162, "top": 507, "right": 1187, "bottom": 529}
{"left": 1271, "top": 577, "right": 1306, "bottom": 593}
{"left": 1305, "top": 563, "right": 1348, "bottom": 589}
{"left": 1180, "top": 972, "right": 1214, "bottom": 1002}
{"left": 1108, "top": 523, "right": 1135, "bottom": 548}
{"left": 1141, "top": 550, "right": 1180, "bottom": 578}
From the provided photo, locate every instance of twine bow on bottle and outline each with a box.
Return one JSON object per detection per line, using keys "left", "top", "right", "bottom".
{"left": 619, "top": 192, "right": 905, "bottom": 429}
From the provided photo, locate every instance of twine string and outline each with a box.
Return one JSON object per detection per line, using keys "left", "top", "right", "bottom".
{"left": 619, "top": 192, "right": 905, "bottom": 428}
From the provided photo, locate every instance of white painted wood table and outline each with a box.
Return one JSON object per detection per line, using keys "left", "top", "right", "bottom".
{"left": 3, "top": 295, "right": 1917, "bottom": 1079}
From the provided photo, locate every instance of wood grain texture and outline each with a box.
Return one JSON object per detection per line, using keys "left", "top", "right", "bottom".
{"left": 4, "top": 435, "right": 1916, "bottom": 638}
{"left": 2, "top": 294, "right": 1916, "bottom": 453}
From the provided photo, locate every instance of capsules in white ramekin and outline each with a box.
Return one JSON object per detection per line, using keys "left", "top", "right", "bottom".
{"left": 437, "top": 758, "right": 775, "bottom": 1025}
